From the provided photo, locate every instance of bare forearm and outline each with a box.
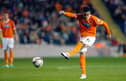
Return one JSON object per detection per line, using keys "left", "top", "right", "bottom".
{"left": 0, "top": 31, "right": 2, "bottom": 44}
{"left": 14, "top": 30, "right": 18, "bottom": 37}
{"left": 59, "top": 11, "right": 77, "bottom": 18}
{"left": 103, "top": 22, "right": 111, "bottom": 35}
{"left": 64, "top": 12, "right": 77, "bottom": 18}
{"left": 0, "top": 31, "right": 2, "bottom": 38}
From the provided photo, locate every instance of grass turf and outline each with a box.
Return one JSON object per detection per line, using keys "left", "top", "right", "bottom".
{"left": 0, "top": 57, "right": 126, "bottom": 81}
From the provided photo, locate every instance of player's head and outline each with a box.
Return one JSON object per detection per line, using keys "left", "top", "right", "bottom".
{"left": 2, "top": 12, "right": 9, "bottom": 20}
{"left": 81, "top": 6, "right": 91, "bottom": 20}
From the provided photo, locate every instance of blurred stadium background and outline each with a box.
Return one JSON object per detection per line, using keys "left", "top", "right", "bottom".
{"left": 0, "top": 0, "right": 126, "bottom": 81}
{"left": 0, "top": 0, "right": 126, "bottom": 58}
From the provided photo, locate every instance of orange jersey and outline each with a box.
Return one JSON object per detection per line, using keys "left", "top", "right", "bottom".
{"left": 0, "top": 19, "right": 15, "bottom": 38}
{"left": 63, "top": 12, "right": 111, "bottom": 37}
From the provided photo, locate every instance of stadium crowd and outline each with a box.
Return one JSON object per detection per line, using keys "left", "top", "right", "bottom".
{"left": 103, "top": 0, "right": 126, "bottom": 35}
{"left": 0, "top": 0, "right": 110, "bottom": 45}
{"left": 103, "top": 0, "right": 126, "bottom": 56}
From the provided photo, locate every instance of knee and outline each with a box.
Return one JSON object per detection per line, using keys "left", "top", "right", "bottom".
{"left": 80, "top": 52, "right": 84, "bottom": 55}
{"left": 80, "top": 51, "right": 86, "bottom": 55}
{"left": 4, "top": 49, "right": 8, "bottom": 53}
{"left": 9, "top": 48, "right": 13, "bottom": 52}
{"left": 80, "top": 48, "right": 87, "bottom": 54}
{"left": 80, "top": 46, "right": 88, "bottom": 54}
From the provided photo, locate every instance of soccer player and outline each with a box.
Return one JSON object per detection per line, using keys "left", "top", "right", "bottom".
{"left": 0, "top": 12, "right": 18, "bottom": 68}
{"left": 59, "top": 6, "right": 111, "bottom": 79}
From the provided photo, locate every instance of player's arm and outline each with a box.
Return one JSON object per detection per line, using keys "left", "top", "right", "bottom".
{"left": 0, "top": 30, "right": 2, "bottom": 48}
{"left": 13, "top": 28, "right": 18, "bottom": 40}
{"left": 102, "top": 21, "right": 111, "bottom": 39}
{"left": 0, "top": 23, "right": 3, "bottom": 46}
{"left": 59, "top": 11, "right": 77, "bottom": 18}
{"left": 0, "top": 29, "right": 2, "bottom": 38}
{"left": 94, "top": 16, "right": 111, "bottom": 39}
{"left": 12, "top": 21, "right": 19, "bottom": 41}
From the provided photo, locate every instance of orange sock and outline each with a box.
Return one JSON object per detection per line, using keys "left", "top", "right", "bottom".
{"left": 10, "top": 51, "right": 14, "bottom": 64}
{"left": 80, "top": 54, "right": 86, "bottom": 74}
{"left": 4, "top": 53, "right": 9, "bottom": 65}
{"left": 68, "top": 42, "right": 84, "bottom": 56}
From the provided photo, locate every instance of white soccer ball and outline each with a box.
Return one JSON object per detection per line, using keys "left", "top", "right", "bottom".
{"left": 32, "top": 57, "right": 43, "bottom": 68}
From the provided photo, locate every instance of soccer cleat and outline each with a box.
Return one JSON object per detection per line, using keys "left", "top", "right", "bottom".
{"left": 1, "top": 65, "right": 9, "bottom": 68}
{"left": 80, "top": 74, "right": 87, "bottom": 79}
{"left": 61, "top": 52, "right": 69, "bottom": 60}
{"left": 9, "top": 64, "right": 15, "bottom": 68}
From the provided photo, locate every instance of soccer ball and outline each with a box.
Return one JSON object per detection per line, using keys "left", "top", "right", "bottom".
{"left": 32, "top": 57, "right": 43, "bottom": 68}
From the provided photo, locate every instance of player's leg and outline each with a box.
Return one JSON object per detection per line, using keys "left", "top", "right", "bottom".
{"left": 79, "top": 37, "right": 96, "bottom": 79}
{"left": 2, "top": 49, "right": 9, "bottom": 68}
{"left": 61, "top": 41, "right": 84, "bottom": 60}
{"left": 8, "top": 38, "right": 15, "bottom": 68}
{"left": 2, "top": 38, "right": 9, "bottom": 68}
{"left": 9, "top": 48, "right": 14, "bottom": 68}
{"left": 79, "top": 47, "right": 88, "bottom": 79}
{"left": 69, "top": 42, "right": 85, "bottom": 56}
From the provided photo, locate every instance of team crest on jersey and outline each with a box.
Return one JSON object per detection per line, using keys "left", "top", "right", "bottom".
{"left": 4, "top": 25, "right": 10, "bottom": 28}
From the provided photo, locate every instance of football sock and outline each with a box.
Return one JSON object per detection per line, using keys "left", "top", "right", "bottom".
{"left": 10, "top": 51, "right": 14, "bottom": 65}
{"left": 4, "top": 52, "right": 9, "bottom": 65}
{"left": 80, "top": 53, "right": 86, "bottom": 74}
{"left": 68, "top": 42, "right": 84, "bottom": 56}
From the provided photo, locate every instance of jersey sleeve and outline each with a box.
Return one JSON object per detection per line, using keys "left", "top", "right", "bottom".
{"left": 102, "top": 21, "right": 111, "bottom": 35}
{"left": 93, "top": 16, "right": 111, "bottom": 35}
{"left": 93, "top": 16, "right": 104, "bottom": 25}
{"left": 63, "top": 12, "right": 77, "bottom": 18}
{"left": 11, "top": 20, "right": 16, "bottom": 30}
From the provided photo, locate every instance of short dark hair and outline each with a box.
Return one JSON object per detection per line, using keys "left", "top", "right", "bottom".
{"left": 81, "top": 6, "right": 90, "bottom": 12}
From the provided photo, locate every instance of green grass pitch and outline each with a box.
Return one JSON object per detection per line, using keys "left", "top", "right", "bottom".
{"left": 0, "top": 57, "right": 126, "bottom": 81}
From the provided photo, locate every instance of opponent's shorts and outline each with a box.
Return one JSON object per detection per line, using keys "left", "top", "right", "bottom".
{"left": 80, "top": 37, "right": 96, "bottom": 53}
{"left": 2, "top": 38, "right": 14, "bottom": 50}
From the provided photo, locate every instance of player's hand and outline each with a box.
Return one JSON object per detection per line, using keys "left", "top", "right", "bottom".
{"left": 107, "top": 34, "right": 111, "bottom": 40}
{"left": 15, "top": 35, "right": 19, "bottom": 42}
{"left": 59, "top": 10, "right": 64, "bottom": 14}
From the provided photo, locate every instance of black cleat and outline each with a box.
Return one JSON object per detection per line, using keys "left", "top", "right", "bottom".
{"left": 61, "top": 52, "right": 69, "bottom": 60}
